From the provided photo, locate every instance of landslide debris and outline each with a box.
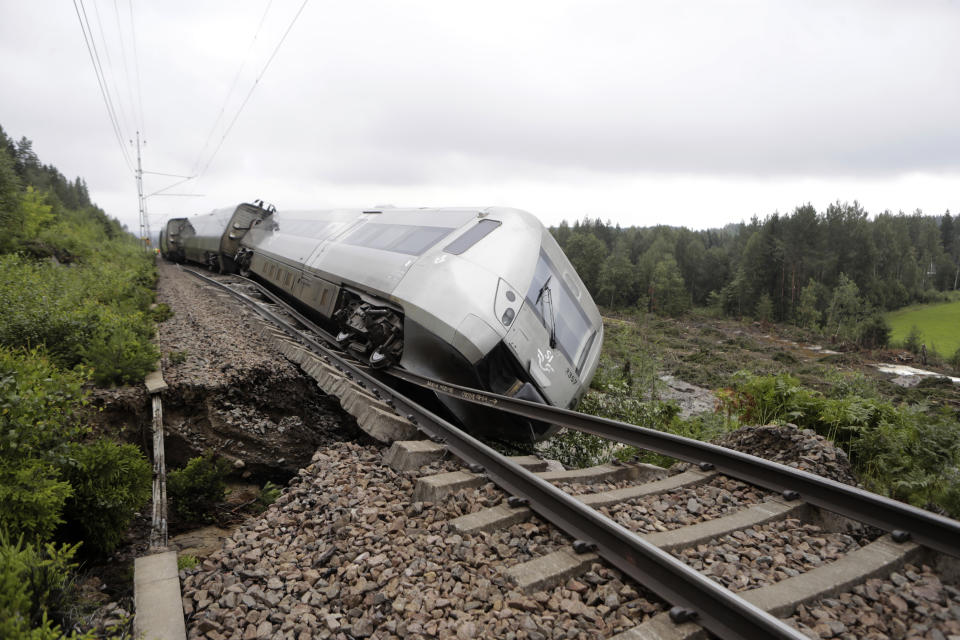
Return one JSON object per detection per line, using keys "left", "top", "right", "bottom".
{"left": 712, "top": 424, "right": 858, "bottom": 486}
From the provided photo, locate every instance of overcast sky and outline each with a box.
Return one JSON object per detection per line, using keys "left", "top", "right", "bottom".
{"left": 1, "top": 1, "right": 958, "bottom": 233}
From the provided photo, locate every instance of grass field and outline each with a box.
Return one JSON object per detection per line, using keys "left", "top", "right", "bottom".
{"left": 886, "top": 299, "right": 960, "bottom": 357}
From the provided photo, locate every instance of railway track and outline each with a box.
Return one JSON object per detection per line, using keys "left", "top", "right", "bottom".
{"left": 179, "top": 266, "right": 960, "bottom": 640}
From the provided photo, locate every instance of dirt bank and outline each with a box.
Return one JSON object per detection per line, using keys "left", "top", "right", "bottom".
{"left": 152, "top": 261, "right": 357, "bottom": 476}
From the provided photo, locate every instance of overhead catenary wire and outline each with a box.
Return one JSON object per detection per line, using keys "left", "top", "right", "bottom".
{"left": 190, "top": 0, "right": 275, "bottom": 176}
{"left": 72, "top": 0, "right": 134, "bottom": 171}
{"left": 112, "top": 0, "right": 140, "bottom": 137}
{"left": 196, "top": 0, "right": 310, "bottom": 180}
{"left": 127, "top": 0, "right": 146, "bottom": 138}
{"left": 90, "top": 0, "right": 133, "bottom": 142}
{"left": 75, "top": 0, "right": 133, "bottom": 169}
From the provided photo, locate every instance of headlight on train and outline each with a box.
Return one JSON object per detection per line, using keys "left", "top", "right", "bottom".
{"left": 495, "top": 278, "right": 521, "bottom": 327}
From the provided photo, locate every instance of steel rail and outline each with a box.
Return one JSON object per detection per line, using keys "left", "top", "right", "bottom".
{"left": 382, "top": 367, "right": 960, "bottom": 559}
{"left": 182, "top": 267, "right": 809, "bottom": 640}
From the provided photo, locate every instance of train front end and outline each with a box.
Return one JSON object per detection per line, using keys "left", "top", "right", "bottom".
{"left": 394, "top": 206, "right": 603, "bottom": 441}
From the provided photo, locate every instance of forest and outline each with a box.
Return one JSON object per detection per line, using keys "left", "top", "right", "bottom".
{"left": 552, "top": 203, "right": 958, "bottom": 348}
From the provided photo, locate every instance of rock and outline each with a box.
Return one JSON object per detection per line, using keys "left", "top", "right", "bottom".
{"left": 351, "top": 617, "right": 374, "bottom": 638}
{"left": 713, "top": 424, "right": 857, "bottom": 485}
{"left": 255, "top": 620, "right": 272, "bottom": 639}
{"left": 457, "top": 621, "right": 477, "bottom": 639}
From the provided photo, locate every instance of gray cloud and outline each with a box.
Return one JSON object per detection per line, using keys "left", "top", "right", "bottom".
{"left": 1, "top": 0, "right": 958, "bottom": 231}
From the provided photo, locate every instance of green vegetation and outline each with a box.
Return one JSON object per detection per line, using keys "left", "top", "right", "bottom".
{"left": 0, "top": 125, "right": 156, "bottom": 637}
{"left": 720, "top": 372, "right": 960, "bottom": 516}
{"left": 540, "top": 320, "right": 736, "bottom": 469}
{"left": 176, "top": 554, "right": 199, "bottom": 571}
{"left": 60, "top": 439, "right": 151, "bottom": 552}
{"left": 886, "top": 298, "right": 960, "bottom": 357}
{"left": 168, "top": 454, "right": 232, "bottom": 523}
{"left": 150, "top": 302, "right": 173, "bottom": 323}
{"left": 0, "top": 127, "right": 158, "bottom": 384}
{"left": 0, "top": 349, "right": 151, "bottom": 550}
{"left": 254, "top": 481, "right": 282, "bottom": 512}
{"left": 0, "top": 532, "right": 81, "bottom": 640}
{"left": 553, "top": 203, "right": 960, "bottom": 516}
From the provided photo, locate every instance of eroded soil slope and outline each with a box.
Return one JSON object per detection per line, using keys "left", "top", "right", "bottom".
{"left": 153, "top": 261, "right": 356, "bottom": 476}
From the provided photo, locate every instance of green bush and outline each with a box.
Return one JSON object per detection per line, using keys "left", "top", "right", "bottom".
{"left": 903, "top": 325, "right": 923, "bottom": 353}
{"left": 149, "top": 303, "right": 173, "bottom": 323}
{"left": 60, "top": 439, "right": 151, "bottom": 553}
{"left": 857, "top": 313, "right": 891, "bottom": 349}
{"left": 722, "top": 371, "right": 960, "bottom": 517}
{"left": 0, "top": 348, "right": 151, "bottom": 550}
{"left": 0, "top": 349, "right": 86, "bottom": 540}
{"left": 950, "top": 347, "right": 960, "bottom": 372}
{"left": 0, "top": 530, "right": 80, "bottom": 639}
{"left": 0, "top": 249, "right": 158, "bottom": 386}
{"left": 254, "top": 481, "right": 281, "bottom": 512}
{"left": 0, "top": 347, "right": 89, "bottom": 463}
{"left": 168, "top": 454, "right": 231, "bottom": 523}
{"left": 0, "top": 461, "right": 73, "bottom": 542}
{"left": 80, "top": 313, "right": 158, "bottom": 386}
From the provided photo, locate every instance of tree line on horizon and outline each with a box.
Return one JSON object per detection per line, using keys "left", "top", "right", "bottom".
{"left": 552, "top": 202, "right": 959, "bottom": 345}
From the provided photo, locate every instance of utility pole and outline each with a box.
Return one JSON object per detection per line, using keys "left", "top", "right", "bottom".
{"left": 133, "top": 131, "right": 150, "bottom": 251}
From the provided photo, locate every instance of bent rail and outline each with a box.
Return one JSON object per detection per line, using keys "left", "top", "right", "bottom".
{"left": 383, "top": 367, "right": 960, "bottom": 559}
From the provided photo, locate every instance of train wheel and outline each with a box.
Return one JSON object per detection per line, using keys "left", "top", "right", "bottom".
{"left": 369, "top": 349, "right": 392, "bottom": 369}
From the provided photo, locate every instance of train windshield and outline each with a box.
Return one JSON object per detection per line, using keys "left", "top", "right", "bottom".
{"left": 525, "top": 251, "right": 593, "bottom": 370}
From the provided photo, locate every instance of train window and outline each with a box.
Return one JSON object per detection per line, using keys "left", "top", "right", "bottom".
{"left": 341, "top": 224, "right": 456, "bottom": 256}
{"left": 443, "top": 219, "right": 501, "bottom": 255}
{"left": 525, "top": 251, "right": 593, "bottom": 371}
{"left": 391, "top": 227, "right": 453, "bottom": 254}
{"left": 279, "top": 220, "right": 335, "bottom": 239}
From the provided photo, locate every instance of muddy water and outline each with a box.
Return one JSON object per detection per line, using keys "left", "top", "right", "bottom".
{"left": 874, "top": 363, "right": 960, "bottom": 387}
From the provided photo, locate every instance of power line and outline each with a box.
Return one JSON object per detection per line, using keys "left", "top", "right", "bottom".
{"left": 78, "top": 0, "right": 132, "bottom": 165}
{"left": 197, "top": 0, "right": 310, "bottom": 179}
{"left": 90, "top": 0, "right": 133, "bottom": 140}
{"left": 127, "top": 0, "right": 146, "bottom": 138}
{"left": 113, "top": 0, "right": 140, "bottom": 136}
{"left": 72, "top": 0, "right": 134, "bottom": 171}
{"left": 191, "top": 0, "right": 275, "bottom": 176}
{"left": 77, "top": 0, "right": 132, "bottom": 167}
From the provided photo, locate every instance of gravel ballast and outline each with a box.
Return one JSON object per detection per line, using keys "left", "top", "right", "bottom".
{"left": 181, "top": 442, "right": 666, "bottom": 639}
{"left": 674, "top": 518, "right": 865, "bottom": 592}
{"left": 597, "top": 476, "right": 765, "bottom": 534}
{"left": 787, "top": 563, "right": 960, "bottom": 639}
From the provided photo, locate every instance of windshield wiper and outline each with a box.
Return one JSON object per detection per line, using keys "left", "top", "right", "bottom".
{"left": 535, "top": 277, "right": 558, "bottom": 349}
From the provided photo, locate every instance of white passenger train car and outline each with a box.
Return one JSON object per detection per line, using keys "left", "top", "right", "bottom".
{"left": 176, "top": 202, "right": 603, "bottom": 441}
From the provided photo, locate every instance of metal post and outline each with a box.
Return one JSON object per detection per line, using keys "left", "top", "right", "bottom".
{"left": 134, "top": 131, "right": 149, "bottom": 250}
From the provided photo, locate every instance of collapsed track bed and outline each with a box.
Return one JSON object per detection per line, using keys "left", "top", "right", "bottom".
{"left": 154, "top": 260, "right": 358, "bottom": 477}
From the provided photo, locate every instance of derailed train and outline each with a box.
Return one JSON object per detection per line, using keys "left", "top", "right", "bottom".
{"left": 160, "top": 201, "right": 603, "bottom": 441}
